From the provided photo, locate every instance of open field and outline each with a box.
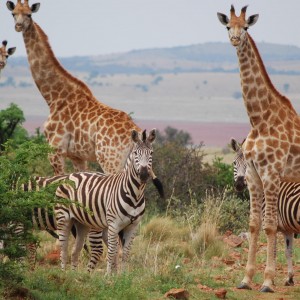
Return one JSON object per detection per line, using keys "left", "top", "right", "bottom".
{"left": 8, "top": 218, "right": 300, "bottom": 300}
{"left": 2, "top": 70, "right": 300, "bottom": 147}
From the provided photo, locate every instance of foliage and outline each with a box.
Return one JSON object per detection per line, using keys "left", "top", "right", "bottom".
{"left": 0, "top": 139, "right": 59, "bottom": 293}
{"left": 0, "top": 103, "right": 28, "bottom": 151}
{"left": 155, "top": 126, "right": 192, "bottom": 146}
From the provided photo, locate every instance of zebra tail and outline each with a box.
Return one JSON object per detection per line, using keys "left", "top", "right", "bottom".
{"left": 46, "top": 229, "right": 59, "bottom": 239}
{"left": 152, "top": 177, "right": 165, "bottom": 199}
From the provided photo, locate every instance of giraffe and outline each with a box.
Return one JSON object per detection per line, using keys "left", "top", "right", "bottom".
{"left": 218, "top": 5, "right": 300, "bottom": 292}
{"left": 0, "top": 40, "right": 16, "bottom": 71}
{"left": 6, "top": 0, "right": 141, "bottom": 175}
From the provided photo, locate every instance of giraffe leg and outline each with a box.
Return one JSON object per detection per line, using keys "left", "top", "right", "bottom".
{"left": 71, "top": 222, "right": 89, "bottom": 270}
{"left": 87, "top": 230, "right": 104, "bottom": 272}
{"left": 260, "top": 183, "right": 280, "bottom": 293}
{"left": 70, "top": 158, "right": 87, "bottom": 172}
{"left": 238, "top": 168, "right": 263, "bottom": 290}
{"left": 48, "top": 150, "right": 65, "bottom": 175}
{"left": 284, "top": 233, "right": 294, "bottom": 286}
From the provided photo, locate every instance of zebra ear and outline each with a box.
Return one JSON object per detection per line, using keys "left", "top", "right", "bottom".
{"left": 230, "top": 138, "right": 241, "bottom": 153}
{"left": 142, "top": 130, "right": 147, "bottom": 142}
{"left": 147, "top": 129, "right": 156, "bottom": 143}
{"left": 131, "top": 130, "right": 140, "bottom": 143}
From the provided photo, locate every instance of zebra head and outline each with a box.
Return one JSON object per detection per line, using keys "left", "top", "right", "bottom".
{"left": 231, "top": 138, "right": 247, "bottom": 192}
{"left": 131, "top": 129, "right": 156, "bottom": 183}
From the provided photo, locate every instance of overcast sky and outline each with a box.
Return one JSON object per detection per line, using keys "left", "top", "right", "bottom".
{"left": 1, "top": 0, "right": 300, "bottom": 57}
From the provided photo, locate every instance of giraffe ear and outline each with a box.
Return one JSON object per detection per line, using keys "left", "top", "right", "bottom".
{"left": 147, "top": 129, "right": 156, "bottom": 143}
{"left": 6, "top": 1, "right": 15, "bottom": 12}
{"left": 217, "top": 12, "right": 229, "bottom": 26}
{"left": 247, "top": 14, "right": 259, "bottom": 27}
{"left": 230, "top": 138, "right": 241, "bottom": 153}
{"left": 131, "top": 130, "right": 140, "bottom": 143}
{"left": 8, "top": 47, "right": 16, "bottom": 56}
{"left": 31, "top": 3, "right": 40, "bottom": 13}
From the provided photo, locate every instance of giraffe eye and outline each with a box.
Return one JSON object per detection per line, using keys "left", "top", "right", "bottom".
{"left": 5, "top": 55, "right": 8, "bottom": 59}
{"left": 27, "top": 14, "right": 32, "bottom": 18}
{"left": 226, "top": 26, "right": 230, "bottom": 31}
{"left": 244, "top": 27, "right": 248, "bottom": 31}
{"left": 12, "top": 13, "right": 15, "bottom": 17}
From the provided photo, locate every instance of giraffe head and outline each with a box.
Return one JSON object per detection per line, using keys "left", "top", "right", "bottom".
{"left": 217, "top": 5, "right": 259, "bottom": 48}
{"left": 131, "top": 129, "right": 156, "bottom": 184}
{"left": 0, "top": 40, "right": 16, "bottom": 70}
{"left": 6, "top": 0, "right": 40, "bottom": 32}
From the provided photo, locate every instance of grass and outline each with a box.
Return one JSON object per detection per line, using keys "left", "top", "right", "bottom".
{"left": 3, "top": 210, "right": 300, "bottom": 299}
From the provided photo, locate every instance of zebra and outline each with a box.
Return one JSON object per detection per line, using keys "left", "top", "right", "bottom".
{"left": 231, "top": 138, "right": 300, "bottom": 286}
{"left": 54, "top": 129, "right": 161, "bottom": 274}
{"left": 1, "top": 175, "right": 104, "bottom": 270}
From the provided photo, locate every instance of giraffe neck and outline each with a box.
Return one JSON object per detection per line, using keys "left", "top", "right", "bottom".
{"left": 22, "top": 22, "right": 92, "bottom": 109}
{"left": 237, "top": 33, "right": 297, "bottom": 128}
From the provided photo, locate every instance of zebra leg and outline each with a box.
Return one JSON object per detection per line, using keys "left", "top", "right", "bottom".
{"left": 71, "top": 222, "right": 89, "bottom": 271}
{"left": 55, "top": 207, "right": 73, "bottom": 270}
{"left": 119, "top": 223, "right": 139, "bottom": 272}
{"left": 27, "top": 242, "right": 37, "bottom": 270}
{"left": 87, "top": 230, "right": 104, "bottom": 272}
{"left": 106, "top": 226, "right": 119, "bottom": 275}
{"left": 284, "top": 233, "right": 294, "bottom": 286}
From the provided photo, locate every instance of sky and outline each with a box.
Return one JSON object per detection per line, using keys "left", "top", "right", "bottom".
{"left": 1, "top": 0, "right": 300, "bottom": 57}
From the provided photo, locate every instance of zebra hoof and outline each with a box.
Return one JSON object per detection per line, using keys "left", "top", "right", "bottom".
{"left": 237, "top": 282, "right": 252, "bottom": 290}
{"left": 284, "top": 279, "right": 294, "bottom": 286}
{"left": 260, "top": 286, "right": 274, "bottom": 293}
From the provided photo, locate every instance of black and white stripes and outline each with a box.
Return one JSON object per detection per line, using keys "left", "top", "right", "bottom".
{"left": 54, "top": 129, "right": 158, "bottom": 274}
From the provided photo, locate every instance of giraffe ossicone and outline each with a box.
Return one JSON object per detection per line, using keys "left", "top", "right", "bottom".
{"left": 218, "top": 5, "right": 300, "bottom": 293}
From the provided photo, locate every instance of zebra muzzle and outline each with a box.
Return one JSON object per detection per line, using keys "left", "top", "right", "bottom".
{"left": 139, "top": 166, "right": 150, "bottom": 183}
{"left": 234, "top": 176, "right": 247, "bottom": 192}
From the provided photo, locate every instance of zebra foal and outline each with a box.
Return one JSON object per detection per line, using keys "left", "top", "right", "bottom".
{"left": 55, "top": 129, "right": 160, "bottom": 274}
{"left": 231, "top": 138, "right": 300, "bottom": 286}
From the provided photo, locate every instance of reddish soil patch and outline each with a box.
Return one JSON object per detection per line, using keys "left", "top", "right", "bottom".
{"left": 24, "top": 116, "right": 251, "bottom": 148}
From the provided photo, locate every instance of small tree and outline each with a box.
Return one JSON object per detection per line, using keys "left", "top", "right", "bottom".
{"left": 0, "top": 140, "right": 56, "bottom": 295}
{"left": 0, "top": 103, "right": 27, "bottom": 152}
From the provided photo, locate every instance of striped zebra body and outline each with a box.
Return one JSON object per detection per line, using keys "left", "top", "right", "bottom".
{"left": 231, "top": 138, "right": 299, "bottom": 286}
{"left": 3, "top": 175, "right": 104, "bottom": 270}
{"left": 55, "top": 129, "right": 157, "bottom": 274}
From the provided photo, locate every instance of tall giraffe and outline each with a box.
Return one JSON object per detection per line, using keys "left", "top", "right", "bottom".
{"left": 0, "top": 40, "right": 16, "bottom": 71}
{"left": 218, "top": 5, "right": 300, "bottom": 292}
{"left": 6, "top": 0, "right": 141, "bottom": 175}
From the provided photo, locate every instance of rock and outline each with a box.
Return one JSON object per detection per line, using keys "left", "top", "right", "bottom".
{"left": 164, "top": 288, "right": 189, "bottom": 299}
{"left": 214, "top": 288, "right": 227, "bottom": 299}
{"left": 44, "top": 249, "right": 60, "bottom": 264}
{"left": 223, "top": 234, "right": 243, "bottom": 247}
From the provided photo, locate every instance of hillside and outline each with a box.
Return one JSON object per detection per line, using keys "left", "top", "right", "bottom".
{"left": 6, "top": 42, "right": 300, "bottom": 76}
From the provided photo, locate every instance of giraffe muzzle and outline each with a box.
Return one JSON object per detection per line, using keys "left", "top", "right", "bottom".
{"left": 15, "top": 24, "right": 23, "bottom": 32}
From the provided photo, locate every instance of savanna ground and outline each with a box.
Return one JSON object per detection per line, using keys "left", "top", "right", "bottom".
{"left": 7, "top": 214, "right": 300, "bottom": 300}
